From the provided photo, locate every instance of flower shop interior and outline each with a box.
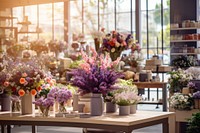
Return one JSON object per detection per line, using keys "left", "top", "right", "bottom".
{"left": 0, "top": 0, "right": 200, "bottom": 133}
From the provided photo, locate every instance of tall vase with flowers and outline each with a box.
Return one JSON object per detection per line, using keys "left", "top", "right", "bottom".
{"left": 101, "top": 31, "right": 132, "bottom": 61}
{"left": 71, "top": 48, "right": 124, "bottom": 116}
{"left": 7, "top": 59, "right": 47, "bottom": 115}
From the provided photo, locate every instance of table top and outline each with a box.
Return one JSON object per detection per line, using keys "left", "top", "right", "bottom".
{"left": 0, "top": 111, "right": 174, "bottom": 126}
{"left": 133, "top": 82, "right": 168, "bottom": 88}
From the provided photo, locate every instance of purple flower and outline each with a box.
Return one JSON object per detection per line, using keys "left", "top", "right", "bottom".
{"left": 187, "top": 82, "right": 196, "bottom": 89}
{"left": 193, "top": 91, "right": 200, "bottom": 99}
{"left": 71, "top": 64, "right": 124, "bottom": 95}
{"left": 56, "top": 89, "right": 72, "bottom": 104}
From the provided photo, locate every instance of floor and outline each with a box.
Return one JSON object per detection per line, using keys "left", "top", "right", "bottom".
{"left": 1, "top": 104, "right": 163, "bottom": 133}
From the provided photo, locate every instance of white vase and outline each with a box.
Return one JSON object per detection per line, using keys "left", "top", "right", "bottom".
{"left": 119, "top": 105, "right": 130, "bottom": 116}
{"left": 21, "top": 94, "right": 35, "bottom": 115}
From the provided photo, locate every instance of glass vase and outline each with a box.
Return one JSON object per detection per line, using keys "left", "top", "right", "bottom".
{"left": 59, "top": 102, "right": 67, "bottom": 113}
{"left": 39, "top": 106, "right": 50, "bottom": 117}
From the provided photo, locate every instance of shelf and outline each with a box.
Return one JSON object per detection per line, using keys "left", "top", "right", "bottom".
{"left": 171, "top": 27, "right": 200, "bottom": 30}
{"left": 138, "top": 100, "right": 163, "bottom": 105}
{"left": 171, "top": 53, "right": 197, "bottom": 55}
{"left": 18, "top": 31, "right": 41, "bottom": 34}
{"left": 0, "top": 16, "right": 17, "bottom": 20}
{"left": 170, "top": 40, "right": 199, "bottom": 42}
{"left": 17, "top": 22, "right": 32, "bottom": 25}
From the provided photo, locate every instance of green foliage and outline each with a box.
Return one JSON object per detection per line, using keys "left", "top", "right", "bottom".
{"left": 187, "top": 112, "right": 200, "bottom": 133}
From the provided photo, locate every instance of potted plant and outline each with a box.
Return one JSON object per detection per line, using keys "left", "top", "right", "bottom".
{"left": 187, "top": 112, "right": 200, "bottom": 133}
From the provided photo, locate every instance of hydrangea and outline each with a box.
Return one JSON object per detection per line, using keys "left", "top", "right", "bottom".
{"left": 193, "top": 91, "right": 200, "bottom": 99}
{"left": 169, "top": 93, "right": 193, "bottom": 110}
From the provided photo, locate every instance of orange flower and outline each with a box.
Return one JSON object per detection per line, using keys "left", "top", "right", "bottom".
{"left": 18, "top": 89, "right": 25, "bottom": 97}
{"left": 37, "top": 86, "right": 42, "bottom": 91}
{"left": 30, "top": 89, "right": 37, "bottom": 96}
{"left": 20, "top": 78, "right": 26, "bottom": 84}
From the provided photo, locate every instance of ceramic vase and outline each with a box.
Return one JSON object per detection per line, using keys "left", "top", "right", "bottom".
{"left": 0, "top": 94, "right": 11, "bottom": 111}
{"left": 90, "top": 93, "right": 104, "bottom": 116}
{"left": 119, "top": 105, "right": 130, "bottom": 116}
{"left": 21, "top": 94, "right": 35, "bottom": 115}
{"left": 130, "top": 104, "right": 137, "bottom": 114}
{"left": 106, "top": 102, "right": 117, "bottom": 113}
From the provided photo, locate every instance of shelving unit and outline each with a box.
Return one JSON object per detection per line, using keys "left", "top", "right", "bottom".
{"left": 170, "top": 26, "right": 199, "bottom": 67}
{"left": 0, "top": 16, "right": 18, "bottom": 45}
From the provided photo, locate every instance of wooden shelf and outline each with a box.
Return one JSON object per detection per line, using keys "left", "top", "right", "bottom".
{"left": 17, "top": 21, "right": 32, "bottom": 25}
{"left": 171, "top": 53, "right": 197, "bottom": 55}
{"left": 171, "top": 40, "right": 199, "bottom": 42}
{"left": 171, "top": 27, "right": 200, "bottom": 30}
{"left": 18, "top": 31, "right": 41, "bottom": 34}
{"left": 0, "top": 16, "right": 17, "bottom": 20}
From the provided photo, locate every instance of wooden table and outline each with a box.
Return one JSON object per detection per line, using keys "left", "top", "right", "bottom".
{"left": 0, "top": 111, "right": 175, "bottom": 133}
{"left": 134, "top": 82, "right": 168, "bottom": 111}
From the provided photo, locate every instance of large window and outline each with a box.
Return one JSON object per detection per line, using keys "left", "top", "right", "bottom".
{"left": 12, "top": 2, "right": 64, "bottom": 42}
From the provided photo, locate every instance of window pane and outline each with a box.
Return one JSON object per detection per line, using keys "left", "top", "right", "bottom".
{"left": 100, "top": 0, "right": 115, "bottom": 31}
{"left": 39, "top": 3, "right": 52, "bottom": 42}
{"left": 54, "top": 2, "right": 64, "bottom": 40}
{"left": 70, "top": 0, "right": 82, "bottom": 42}
{"left": 116, "top": 0, "right": 131, "bottom": 33}
{"left": 84, "top": 0, "right": 98, "bottom": 41}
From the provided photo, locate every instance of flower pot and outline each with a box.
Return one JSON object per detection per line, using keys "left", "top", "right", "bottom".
{"left": 0, "top": 94, "right": 11, "bottom": 111}
{"left": 106, "top": 102, "right": 117, "bottom": 113}
{"left": 119, "top": 105, "right": 130, "bottom": 116}
{"left": 130, "top": 104, "right": 137, "bottom": 114}
{"left": 94, "top": 38, "right": 100, "bottom": 52}
{"left": 182, "top": 87, "right": 189, "bottom": 94}
{"left": 90, "top": 93, "right": 104, "bottom": 116}
{"left": 21, "top": 94, "right": 35, "bottom": 115}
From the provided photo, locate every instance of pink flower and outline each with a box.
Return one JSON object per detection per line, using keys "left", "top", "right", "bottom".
{"left": 22, "top": 73, "right": 27, "bottom": 77}
{"left": 4, "top": 81, "right": 9, "bottom": 87}
{"left": 80, "top": 63, "right": 90, "bottom": 72}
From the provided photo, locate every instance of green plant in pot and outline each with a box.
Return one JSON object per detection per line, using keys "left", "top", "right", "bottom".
{"left": 187, "top": 112, "right": 200, "bottom": 133}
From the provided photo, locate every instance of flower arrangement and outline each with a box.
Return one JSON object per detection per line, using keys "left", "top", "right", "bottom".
{"left": 8, "top": 61, "right": 46, "bottom": 97}
{"left": 193, "top": 91, "right": 200, "bottom": 99}
{"left": 0, "top": 69, "right": 11, "bottom": 95}
{"left": 112, "top": 79, "right": 141, "bottom": 106}
{"left": 186, "top": 67, "right": 200, "bottom": 79}
{"left": 30, "top": 40, "right": 48, "bottom": 56}
{"left": 33, "top": 96, "right": 55, "bottom": 117}
{"left": 6, "top": 44, "right": 26, "bottom": 58}
{"left": 168, "top": 68, "right": 193, "bottom": 93}
{"left": 71, "top": 48, "right": 124, "bottom": 95}
{"left": 169, "top": 93, "right": 194, "bottom": 110}
{"left": 91, "top": 28, "right": 105, "bottom": 52}
{"left": 48, "top": 40, "right": 67, "bottom": 54}
{"left": 172, "top": 55, "right": 197, "bottom": 69}
{"left": 11, "top": 95, "right": 21, "bottom": 112}
{"left": 101, "top": 31, "right": 131, "bottom": 61}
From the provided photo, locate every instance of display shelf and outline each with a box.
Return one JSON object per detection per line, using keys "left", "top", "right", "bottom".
{"left": 170, "top": 53, "right": 197, "bottom": 55}
{"left": 171, "top": 27, "right": 200, "bottom": 30}
{"left": 170, "top": 40, "right": 200, "bottom": 42}
{"left": 18, "top": 31, "right": 42, "bottom": 34}
{"left": 0, "top": 16, "right": 17, "bottom": 20}
{"left": 17, "top": 21, "right": 32, "bottom": 25}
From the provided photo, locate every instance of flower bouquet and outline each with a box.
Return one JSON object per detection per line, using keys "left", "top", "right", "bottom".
{"left": 169, "top": 93, "right": 194, "bottom": 110}
{"left": 168, "top": 68, "right": 193, "bottom": 93}
{"left": 91, "top": 28, "right": 105, "bottom": 52}
{"left": 71, "top": 48, "right": 124, "bottom": 95}
{"left": 8, "top": 61, "right": 46, "bottom": 97}
{"left": 47, "top": 85, "right": 73, "bottom": 113}
{"left": 172, "top": 55, "right": 197, "bottom": 69}
{"left": 6, "top": 44, "right": 26, "bottom": 59}
{"left": 33, "top": 96, "right": 55, "bottom": 117}
{"left": 101, "top": 31, "right": 131, "bottom": 61}
{"left": 30, "top": 40, "right": 48, "bottom": 56}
